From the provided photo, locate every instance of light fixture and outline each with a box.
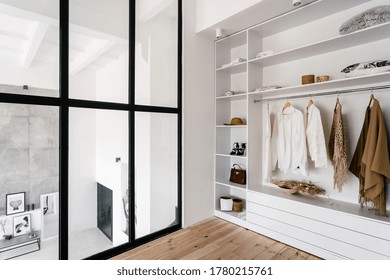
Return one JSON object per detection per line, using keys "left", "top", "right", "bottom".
{"left": 293, "top": 0, "right": 302, "bottom": 7}
{"left": 216, "top": 28, "right": 223, "bottom": 39}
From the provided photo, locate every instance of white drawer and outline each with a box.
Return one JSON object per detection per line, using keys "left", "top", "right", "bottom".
{"left": 247, "top": 201, "right": 390, "bottom": 257}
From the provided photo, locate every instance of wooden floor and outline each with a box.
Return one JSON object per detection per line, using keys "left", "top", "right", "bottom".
{"left": 112, "top": 217, "right": 321, "bottom": 260}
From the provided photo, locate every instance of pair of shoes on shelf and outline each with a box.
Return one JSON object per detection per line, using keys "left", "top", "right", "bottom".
{"left": 230, "top": 142, "right": 246, "bottom": 156}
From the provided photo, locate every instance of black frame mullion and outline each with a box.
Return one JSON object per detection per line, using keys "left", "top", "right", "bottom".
{"left": 129, "top": 0, "right": 136, "bottom": 244}
{"left": 59, "top": 0, "right": 69, "bottom": 260}
{"left": 177, "top": 0, "right": 183, "bottom": 228}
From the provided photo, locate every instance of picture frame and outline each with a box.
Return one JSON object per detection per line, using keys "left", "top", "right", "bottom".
{"left": 13, "top": 214, "right": 31, "bottom": 237}
{"left": 6, "top": 192, "right": 25, "bottom": 216}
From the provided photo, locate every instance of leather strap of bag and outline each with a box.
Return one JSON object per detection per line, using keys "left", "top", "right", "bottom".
{"left": 233, "top": 164, "right": 243, "bottom": 170}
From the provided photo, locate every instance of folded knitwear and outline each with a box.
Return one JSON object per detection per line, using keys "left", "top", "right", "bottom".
{"left": 221, "top": 57, "right": 246, "bottom": 68}
{"left": 256, "top": 85, "right": 282, "bottom": 91}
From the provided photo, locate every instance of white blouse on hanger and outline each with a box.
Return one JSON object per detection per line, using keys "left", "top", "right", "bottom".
{"left": 263, "top": 105, "right": 272, "bottom": 182}
{"left": 271, "top": 105, "right": 308, "bottom": 176}
{"left": 306, "top": 104, "right": 328, "bottom": 168}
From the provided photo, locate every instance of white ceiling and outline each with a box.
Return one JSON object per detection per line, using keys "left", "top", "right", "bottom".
{"left": 0, "top": 1, "right": 130, "bottom": 74}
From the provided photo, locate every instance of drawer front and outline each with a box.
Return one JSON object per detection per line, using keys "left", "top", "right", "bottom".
{"left": 247, "top": 191, "right": 390, "bottom": 241}
{"left": 247, "top": 202, "right": 390, "bottom": 257}
{"left": 246, "top": 211, "right": 389, "bottom": 259}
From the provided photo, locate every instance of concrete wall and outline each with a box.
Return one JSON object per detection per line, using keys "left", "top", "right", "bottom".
{"left": 0, "top": 99, "right": 59, "bottom": 216}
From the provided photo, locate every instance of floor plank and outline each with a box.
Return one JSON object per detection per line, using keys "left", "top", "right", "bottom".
{"left": 112, "top": 217, "right": 322, "bottom": 260}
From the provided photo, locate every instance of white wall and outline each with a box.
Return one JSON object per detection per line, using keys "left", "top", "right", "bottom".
{"left": 68, "top": 107, "right": 97, "bottom": 233}
{"left": 95, "top": 52, "right": 128, "bottom": 104}
{"left": 0, "top": 58, "right": 59, "bottom": 91}
{"left": 183, "top": 0, "right": 215, "bottom": 227}
{"left": 196, "top": 0, "right": 263, "bottom": 33}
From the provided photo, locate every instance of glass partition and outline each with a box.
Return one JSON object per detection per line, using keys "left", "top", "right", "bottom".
{"left": 135, "top": 0, "right": 178, "bottom": 107}
{"left": 69, "top": 0, "right": 129, "bottom": 104}
{"left": 135, "top": 112, "right": 178, "bottom": 238}
{"left": 68, "top": 108, "right": 128, "bottom": 259}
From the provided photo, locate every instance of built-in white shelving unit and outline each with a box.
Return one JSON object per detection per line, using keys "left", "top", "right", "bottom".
{"left": 214, "top": 0, "right": 390, "bottom": 260}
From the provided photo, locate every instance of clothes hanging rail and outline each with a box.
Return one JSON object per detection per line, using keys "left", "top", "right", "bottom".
{"left": 253, "top": 84, "right": 390, "bottom": 103}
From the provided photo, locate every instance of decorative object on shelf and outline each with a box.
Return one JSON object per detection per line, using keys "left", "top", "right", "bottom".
{"left": 224, "top": 90, "right": 245, "bottom": 97}
{"left": 6, "top": 192, "right": 25, "bottom": 216}
{"left": 230, "top": 142, "right": 240, "bottom": 155}
{"left": 341, "top": 60, "right": 390, "bottom": 77}
{"left": 237, "top": 210, "right": 246, "bottom": 220}
{"left": 302, "top": 75, "right": 315, "bottom": 85}
{"left": 271, "top": 180, "right": 326, "bottom": 197}
{"left": 13, "top": 213, "right": 31, "bottom": 237}
{"left": 224, "top": 117, "right": 244, "bottom": 126}
{"left": 306, "top": 100, "right": 328, "bottom": 168}
{"left": 256, "top": 85, "right": 282, "bottom": 91}
{"left": 316, "top": 75, "right": 330, "bottom": 83}
{"left": 328, "top": 98, "right": 348, "bottom": 192}
{"left": 220, "top": 196, "right": 233, "bottom": 211}
{"left": 229, "top": 164, "right": 246, "bottom": 185}
{"left": 232, "top": 198, "right": 243, "bottom": 212}
{"left": 27, "top": 229, "right": 38, "bottom": 239}
{"left": 339, "top": 5, "right": 390, "bottom": 35}
{"left": 255, "top": 50, "right": 278, "bottom": 59}
{"left": 0, "top": 218, "right": 7, "bottom": 240}
{"left": 350, "top": 95, "right": 390, "bottom": 216}
{"left": 220, "top": 57, "right": 246, "bottom": 69}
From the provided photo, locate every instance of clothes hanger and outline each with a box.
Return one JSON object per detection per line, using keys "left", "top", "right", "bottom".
{"left": 282, "top": 99, "right": 291, "bottom": 111}
{"left": 334, "top": 93, "right": 340, "bottom": 112}
{"left": 306, "top": 97, "right": 314, "bottom": 111}
{"left": 367, "top": 90, "right": 375, "bottom": 108}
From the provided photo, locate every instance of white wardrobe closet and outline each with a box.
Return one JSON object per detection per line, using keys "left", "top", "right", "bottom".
{"left": 214, "top": 0, "right": 390, "bottom": 259}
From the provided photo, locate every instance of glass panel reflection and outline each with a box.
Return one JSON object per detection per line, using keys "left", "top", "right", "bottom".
{"left": 69, "top": 0, "right": 129, "bottom": 103}
{"left": 0, "top": 0, "right": 59, "bottom": 97}
{"left": 135, "top": 112, "right": 178, "bottom": 238}
{"left": 0, "top": 103, "right": 59, "bottom": 260}
{"left": 135, "top": 0, "right": 178, "bottom": 107}
{"left": 69, "top": 108, "right": 128, "bottom": 259}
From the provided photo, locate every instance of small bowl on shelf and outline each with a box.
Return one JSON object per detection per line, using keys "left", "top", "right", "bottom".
{"left": 316, "top": 75, "right": 330, "bottom": 82}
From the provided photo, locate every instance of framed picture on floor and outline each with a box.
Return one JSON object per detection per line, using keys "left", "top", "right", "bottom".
{"left": 6, "top": 192, "right": 25, "bottom": 216}
{"left": 13, "top": 214, "right": 31, "bottom": 237}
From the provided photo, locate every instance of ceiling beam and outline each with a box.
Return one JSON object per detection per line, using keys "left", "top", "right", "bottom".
{"left": 70, "top": 39, "right": 115, "bottom": 75}
{"left": 139, "top": 0, "right": 175, "bottom": 22}
{"left": 22, "top": 21, "right": 49, "bottom": 68}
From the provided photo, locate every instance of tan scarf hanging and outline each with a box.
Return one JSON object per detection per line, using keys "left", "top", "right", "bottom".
{"left": 350, "top": 96, "right": 390, "bottom": 216}
{"left": 328, "top": 98, "right": 348, "bottom": 191}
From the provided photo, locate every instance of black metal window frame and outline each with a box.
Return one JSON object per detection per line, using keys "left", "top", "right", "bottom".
{"left": 0, "top": 0, "right": 182, "bottom": 260}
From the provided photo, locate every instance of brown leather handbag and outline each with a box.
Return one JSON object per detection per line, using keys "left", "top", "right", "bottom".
{"left": 229, "top": 164, "right": 246, "bottom": 185}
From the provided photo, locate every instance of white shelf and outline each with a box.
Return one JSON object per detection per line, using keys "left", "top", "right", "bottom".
{"left": 216, "top": 93, "right": 247, "bottom": 100}
{"left": 216, "top": 62, "right": 247, "bottom": 74}
{"left": 216, "top": 153, "right": 247, "bottom": 159}
{"left": 216, "top": 180, "right": 247, "bottom": 191}
{"left": 248, "top": 0, "right": 369, "bottom": 38}
{"left": 214, "top": 210, "right": 247, "bottom": 227}
{"left": 249, "top": 22, "right": 390, "bottom": 67}
{"left": 248, "top": 72, "right": 390, "bottom": 100}
{"left": 216, "top": 125, "right": 247, "bottom": 128}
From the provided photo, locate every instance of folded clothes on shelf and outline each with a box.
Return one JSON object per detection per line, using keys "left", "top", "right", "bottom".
{"left": 255, "top": 50, "right": 278, "bottom": 58}
{"left": 220, "top": 57, "right": 246, "bottom": 68}
{"left": 224, "top": 90, "right": 245, "bottom": 96}
{"left": 256, "top": 85, "right": 282, "bottom": 91}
